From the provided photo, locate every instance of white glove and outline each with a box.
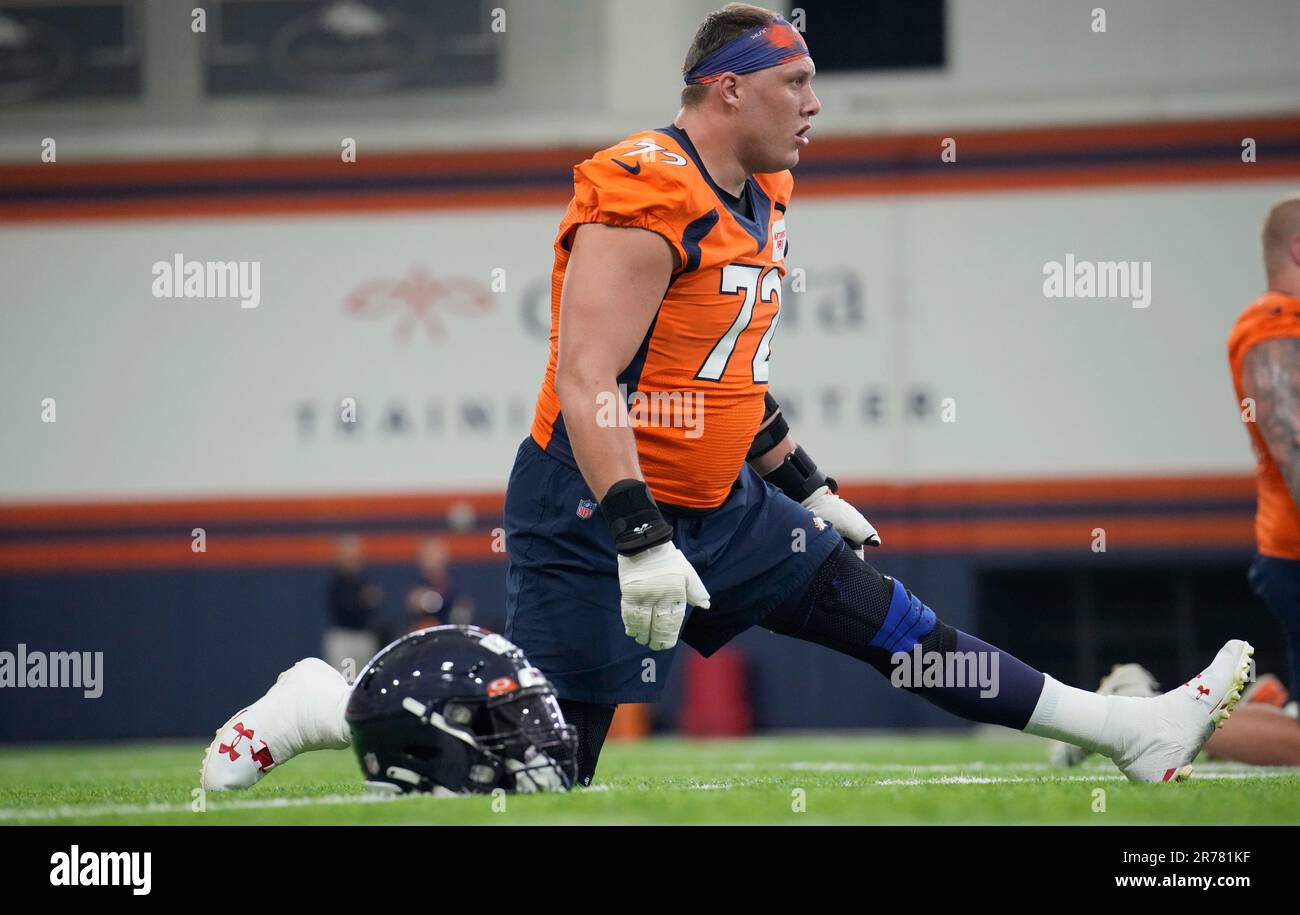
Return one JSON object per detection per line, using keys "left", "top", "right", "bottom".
{"left": 617, "top": 541, "right": 711, "bottom": 650}
{"left": 801, "top": 485, "right": 880, "bottom": 559}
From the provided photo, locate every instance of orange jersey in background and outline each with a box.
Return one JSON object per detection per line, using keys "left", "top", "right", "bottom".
{"left": 530, "top": 126, "right": 792, "bottom": 510}
{"left": 1228, "top": 291, "right": 1300, "bottom": 559}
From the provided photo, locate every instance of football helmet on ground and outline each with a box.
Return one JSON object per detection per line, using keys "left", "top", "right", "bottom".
{"left": 347, "top": 625, "right": 578, "bottom": 794}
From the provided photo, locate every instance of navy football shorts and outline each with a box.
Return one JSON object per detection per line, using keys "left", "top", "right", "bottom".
{"left": 503, "top": 435, "right": 841, "bottom": 704}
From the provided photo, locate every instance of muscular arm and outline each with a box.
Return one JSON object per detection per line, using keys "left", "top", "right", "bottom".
{"left": 1243, "top": 337, "right": 1300, "bottom": 507}
{"left": 555, "top": 223, "right": 677, "bottom": 501}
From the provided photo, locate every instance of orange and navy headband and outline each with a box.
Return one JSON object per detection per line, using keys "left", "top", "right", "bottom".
{"left": 684, "top": 17, "right": 810, "bottom": 85}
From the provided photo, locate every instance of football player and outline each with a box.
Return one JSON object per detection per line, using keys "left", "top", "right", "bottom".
{"left": 1206, "top": 195, "right": 1300, "bottom": 766}
{"left": 201, "top": 3, "right": 1251, "bottom": 794}
{"left": 1054, "top": 197, "right": 1300, "bottom": 771}
{"left": 1229, "top": 196, "right": 1300, "bottom": 695}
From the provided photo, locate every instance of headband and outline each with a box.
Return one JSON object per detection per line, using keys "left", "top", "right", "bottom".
{"left": 684, "top": 17, "right": 809, "bottom": 85}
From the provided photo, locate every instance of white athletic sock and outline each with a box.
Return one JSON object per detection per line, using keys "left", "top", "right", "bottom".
{"left": 311, "top": 677, "right": 354, "bottom": 750}
{"left": 301, "top": 668, "right": 353, "bottom": 751}
{"left": 1024, "top": 674, "right": 1145, "bottom": 759}
{"left": 263, "top": 659, "right": 354, "bottom": 760}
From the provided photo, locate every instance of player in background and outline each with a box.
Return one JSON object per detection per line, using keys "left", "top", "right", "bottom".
{"left": 1052, "top": 197, "right": 1300, "bottom": 770}
{"left": 200, "top": 3, "right": 1251, "bottom": 793}
{"left": 1206, "top": 195, "right": 1300, "bottom": 765}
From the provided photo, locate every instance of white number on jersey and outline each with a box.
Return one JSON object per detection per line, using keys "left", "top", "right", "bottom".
{"left": 696, "top": 263, "right": 782, "bottom": 383}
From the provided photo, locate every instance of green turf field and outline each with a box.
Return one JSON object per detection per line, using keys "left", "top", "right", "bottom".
{"left": 2, "top": 731, "right": 1297, "bottom": 825}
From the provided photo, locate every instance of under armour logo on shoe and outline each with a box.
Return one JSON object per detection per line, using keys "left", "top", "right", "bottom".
{"left": 218, "top": 720, "right": 255, "bottom": 761}
{"left": 1183, "top": 673, "right": 1211, "bottom": 700}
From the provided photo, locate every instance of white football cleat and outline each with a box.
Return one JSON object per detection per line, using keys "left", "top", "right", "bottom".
{"left": 1108, "top": 640, "right": 1253, "bottom": 783}
{"left": 1048, "top": 662, "right": 1160, "bottom": 768}
{"left": 200, "top": 657, "right": 353, "bottom": 791}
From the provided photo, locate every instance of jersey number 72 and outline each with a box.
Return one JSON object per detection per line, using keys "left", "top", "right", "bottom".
{"left": 695, "top": 263, "right": 782, "bottom": 384}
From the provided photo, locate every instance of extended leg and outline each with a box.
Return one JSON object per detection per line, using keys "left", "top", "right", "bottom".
{"left": 762, "top": 541, "right": 1252, "bottom": 782}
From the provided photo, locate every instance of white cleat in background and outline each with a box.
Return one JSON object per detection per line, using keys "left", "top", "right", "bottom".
{"left": 200, "top": 657, "right": 353, "bottom": 791}
{"left": 1108, "top": 639, "right": 1253, "bottom": 783}
{"left": 1048, "top": 662, "right": 1160, "bottom": 768}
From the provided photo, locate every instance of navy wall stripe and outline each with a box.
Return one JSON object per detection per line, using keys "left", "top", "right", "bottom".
{"left": 8, "top": 137, "right": 1297, "bottom": 207}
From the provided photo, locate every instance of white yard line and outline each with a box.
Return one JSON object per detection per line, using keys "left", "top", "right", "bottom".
{"left": 1, "top": 765, "right": 1293, "bottom": 821}
{"left": 872, "top": 770, "right": 1299, "bottom": 786}
{"left": 780, "top": 761, "right": 1063, "bottom": 772}
{"left": 0, "top": 765, "right": 197, "bottom": 780}
{"left": 778, "top": 760, "right": 1298, "bottom": 776}
{"left": 0, "top": 792, "right": 405, "bottom": 822}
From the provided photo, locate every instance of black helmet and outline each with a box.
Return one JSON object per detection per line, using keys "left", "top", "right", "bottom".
{"left": 346, "top": 625, "right": 577, "bottom": 794}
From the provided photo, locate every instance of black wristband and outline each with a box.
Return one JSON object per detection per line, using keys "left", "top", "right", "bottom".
{"left": 762, "top": 445, "right": 830, "bottom": 503}
{"left": 747, "top": 392, "right": 790, "bottom": 461}
{"left": 599, "top": 479, "right": 673, "bottom": 555}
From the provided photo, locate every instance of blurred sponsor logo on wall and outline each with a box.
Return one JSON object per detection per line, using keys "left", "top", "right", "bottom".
{"left": 0, "top": 2, "right": 139, "bottom": 104}
{"left": 346, "top": 267, "right": 493, "bottom": 344}
{"left": 205, "top": 0, "right": 499, "bottom": 95}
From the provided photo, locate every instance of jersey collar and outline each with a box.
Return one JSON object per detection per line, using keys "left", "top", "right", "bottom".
{"left": 655, "top": 124, "right": 771, "bottom": 254}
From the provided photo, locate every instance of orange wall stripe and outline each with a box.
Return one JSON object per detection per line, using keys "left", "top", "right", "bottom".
{"left": 0, "top": 474, "right": 1253, "bottom": 531}
{"left": 792, "top": 160, "right": 1300, "bottom": 198}
{"left": 0, "top": 512, "right": 1253, "bottom": 573}
{"left": 880, "top": 513, "right": 1253, "bottom": 552}
{"left": 0, "top": 146, "right": 593, "bottom": 189}
{"left": 3, "top": 114, "right": 1295, "bottom": 187}
{"left": 5, "top": 159, "right": 1297, "bottom": 224}
{"left": 2, "top": 114, "right": 1297, "bottom": 222}
{"left": 806, "top": 114, "right": 1300, "bottom": 159}
{"left": 0, "top": 490, "right": 507, "bottom": 530}
{"left": 833, "top": 473, "right": 1256, "bottom": 508}
{"left": 0, "top": 530, "right": 498, "bottom": 573}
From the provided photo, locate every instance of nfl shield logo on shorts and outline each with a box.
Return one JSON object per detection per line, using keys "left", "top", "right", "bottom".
{"left": 576, "top": 498, "right": 597, "bottom": 519}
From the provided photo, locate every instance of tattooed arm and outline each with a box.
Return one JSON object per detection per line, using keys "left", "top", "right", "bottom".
{"left": 1243, "top": 337, "right": 1300, "bottom": 508}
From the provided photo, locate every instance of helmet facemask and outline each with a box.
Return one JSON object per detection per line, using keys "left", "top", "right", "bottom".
{"left": 475, "top": 686, "right": 578, "bottom": 792}
{"left": 361, "top": 684, "right": 577, "bottom": 795}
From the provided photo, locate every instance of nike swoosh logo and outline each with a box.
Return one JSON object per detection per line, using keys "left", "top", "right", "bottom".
{"left": 613, "top": 159, "right": 641, "bottom": 175}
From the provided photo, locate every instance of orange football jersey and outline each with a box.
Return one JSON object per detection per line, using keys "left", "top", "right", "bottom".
{"left": 529, "top": 126, "right": 792, "bottom": 511}
{"left": 1228, "top": 291, "right": 1300, "bottom": 559}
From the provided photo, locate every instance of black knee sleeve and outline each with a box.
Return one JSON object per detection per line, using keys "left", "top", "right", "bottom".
{"left": 557, "top": 698, "right": 616, "bottom": 787}
{"left": 761, "top": 542, "right": 955, "bottom": 675}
